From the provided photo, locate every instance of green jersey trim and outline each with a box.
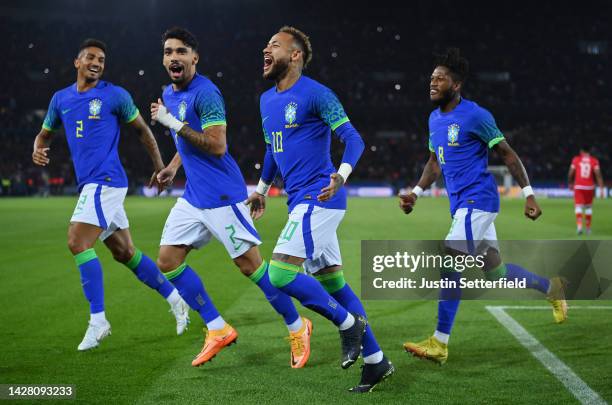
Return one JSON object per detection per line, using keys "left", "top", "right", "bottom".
{"left": 42, "top": 124, "right": 58, "bottom": 132}
{"left": 124, "top": 110, "right": 140, "bottom": 124}
{"left": 330, "top": 117, "right": 350, "bottom": 131}
{"left": 201, "top": 120, "right": 227, "bottom": 130}
{"left": 488, "top": 136, "right": 505, "bottom": 149}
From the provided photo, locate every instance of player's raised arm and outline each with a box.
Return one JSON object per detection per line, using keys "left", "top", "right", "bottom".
{"left": 493, "top": 140, "right": 542, "bottom": 220}
{"left": 314, "top": 89, "right": 365, "bottom": 202}
{"left": 32, "top": 128, "right": 53, "bottom": 166}
{"left": 33, "top": 93, "right": 62, "bottom": 166}
{"left": 151, "top": 98, "right": 226, "bottom": 157}
{"left": 399, "top": 151, "right": 441, "bottom": 214}
{"left": 127, "top": 113, "right": 166, "bottom": 193}
{"left": 246, "top": 116, "right": 278, "bottom": 220}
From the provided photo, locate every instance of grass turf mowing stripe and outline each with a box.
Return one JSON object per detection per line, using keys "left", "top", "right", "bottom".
{"left": 486, "top": 306, "right": 607, "bottom": 405}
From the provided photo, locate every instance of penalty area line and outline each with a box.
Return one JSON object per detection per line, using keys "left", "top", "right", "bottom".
{"left": 486, "top": 305, "right": 607, "bottom": 405}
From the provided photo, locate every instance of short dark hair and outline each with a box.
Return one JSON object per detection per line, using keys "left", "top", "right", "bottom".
{"left": 434, "top": 47, "right": 469, "bottom": 83}
{"left": 162, "top": 27, "right": 198, "bottom": 51}
{"left": 78, "top": 38, "right": 107, "bottom": 55}
{"left": 279, "top": 26, "right": 312, "bottom": 69}
{"left": 580, "top": 144, "right": 591, "bottom": 153}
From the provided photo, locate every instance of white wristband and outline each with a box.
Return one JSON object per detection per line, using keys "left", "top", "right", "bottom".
{"left": 522, "top": 186, "right": 534, "bottom": 198}
{"left": 256, "top": 179, "right": 271, "bottom": 196}
{"left": 412, "top": 185, "right": 424, "bottom": 197}
{"left": 156, "top": 104, "right": 185, "bottom": 133}
{"left": 167, "top": 117, "right": 185, "bottom": 133}
{"left": 337, "top": 163, "right": 353, "bottom": 182}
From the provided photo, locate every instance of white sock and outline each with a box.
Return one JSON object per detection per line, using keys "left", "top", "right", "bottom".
{"left": 338, "top": 313, "right": 355, "bottom": 331}
{"left": 363, "top": 350, "right": 384, "bottom": 364}
{"left": 166, "top": 289, "right": 182, "bottom": 307}
{"left": 433, "top": 330, "right": 449, "bottom": 344}
{"left": 287, "top": 317, "right": 303, "bottom": 333}
{"left": 90, "top": 311, "right": 107, "bottom": 326}
{"left": 206, "top": 316, "right": 226, "bottom": 331}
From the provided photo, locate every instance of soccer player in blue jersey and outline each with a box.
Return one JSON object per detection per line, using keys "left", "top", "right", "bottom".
{"left": 246, "top": 26, "right": 394, "bottom": 392}
{"left": 150, "top": 27, "right": 309, "bottom": 368}
{"left": 31, "top": 39, "right": 190, "bottom": 351}
{"left": 398, "top": 48, "right": 568, "bottom": 364}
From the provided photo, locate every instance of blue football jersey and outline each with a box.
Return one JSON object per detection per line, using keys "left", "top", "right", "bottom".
{"left": 162, "top": 73, "right": 247, "bottom": 209}
{"left": 42, "top": 81, "right": 138, "bottom": 190}
{"left": 428, "top": 99, "right": 505, "bottom": 215}
{"left": 260, "top": 75, "right": 351, "bottom": 211}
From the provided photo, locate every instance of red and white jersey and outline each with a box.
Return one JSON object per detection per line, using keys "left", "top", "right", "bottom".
{"left": 571, "top": 154, "right": 600, "bottom": 190}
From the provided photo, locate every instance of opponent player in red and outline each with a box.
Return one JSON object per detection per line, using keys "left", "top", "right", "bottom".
{"left": 568, "top": 146, "right": 604, "bottom": 235}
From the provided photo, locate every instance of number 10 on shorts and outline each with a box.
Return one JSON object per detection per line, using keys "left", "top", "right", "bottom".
{"left": 280, "top": 221, "right": 299, "bottom": 242}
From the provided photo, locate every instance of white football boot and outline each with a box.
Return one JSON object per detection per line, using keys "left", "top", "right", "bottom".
{"left": 77, "top": 321, "right": 111, "bottom": 351}
{"left": 170, "top": 298, "right": 190, "bottom": 335}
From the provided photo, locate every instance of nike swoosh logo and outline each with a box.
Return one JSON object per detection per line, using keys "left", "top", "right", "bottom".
{"left": 62, "top": 109, "right": 71, "bottom": 114}
{"left": 262, "top": 116, "right": 268, "bottom": 124}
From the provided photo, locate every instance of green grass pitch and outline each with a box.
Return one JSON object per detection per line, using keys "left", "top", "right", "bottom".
{"left": 1, "top": 196, "right": 611, "bottom": 404}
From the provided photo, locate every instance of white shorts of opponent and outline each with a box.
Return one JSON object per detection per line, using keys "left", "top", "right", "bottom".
{"left": 273, "top": 204, "right": 345, "bottom": 275}
{"left": 445, "top": 207, "right": 499, "bottom": 255}
{"left": 70, "top": 183, "right": 129, "bottom": 241}
{"left": 160, "top": 198, "right": 261, "bottom": 259}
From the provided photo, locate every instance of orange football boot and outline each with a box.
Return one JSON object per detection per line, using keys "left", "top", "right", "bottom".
{"left": 287, "top": 317, "right": 312, "bottom": 368}
{"left": 191, "top": 323, "right": 238, "bottom": 367}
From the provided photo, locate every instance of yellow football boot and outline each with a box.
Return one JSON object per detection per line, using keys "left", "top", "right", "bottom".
{"left": 547, "top": 277, "right": 568, "bottom": 324}
{"left": 403, "top": 336, "right": 448, "bottom": 365}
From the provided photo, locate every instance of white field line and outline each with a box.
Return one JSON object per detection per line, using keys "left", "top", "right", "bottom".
{"left": 486, "top": 305, "right": 608, "bottom": 405}
{"left": 494, "top": 306, "right": 612, "bottom": 310}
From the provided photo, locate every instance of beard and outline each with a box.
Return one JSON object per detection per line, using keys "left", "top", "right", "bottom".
{"left": 263, "top": 57, "right": 290, "bottom": 81}
{"left": 83, "top": 70, "right": 102, "bottom": 83}
{"left": 431, "top": 88, "right": 457, "bottom": 108}
{"left": 170, "top": 75, "right": 185, "bottom": 84}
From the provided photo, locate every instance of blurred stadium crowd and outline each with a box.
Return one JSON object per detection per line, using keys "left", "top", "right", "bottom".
{"left": 1, "top": 0, "right": 609, "bottom": 195}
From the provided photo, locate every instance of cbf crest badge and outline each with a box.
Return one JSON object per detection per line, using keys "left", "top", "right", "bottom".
{"left": 447, "top": 123, "right": 460, "bottom": 146}
{"left": 88, "top": 98, "right": 102, "bottom": 119}
{"left": 178, "top": 100, "right": 187, "bottom": 122}
{"left": 284, "top": 102, "right": 298, "bottom": 128}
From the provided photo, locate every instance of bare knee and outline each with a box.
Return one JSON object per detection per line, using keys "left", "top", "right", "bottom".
{"left": 67, "top": 232, "right": 94, "bottom": 256}
{"left": 157, "top": 254, "right": 182, "bottom": 273}
{"left": 110, "top": 244, "right": 135, "bottom": 264}
{"left": 234, "top": 246, "right": 263, "bottom": 277}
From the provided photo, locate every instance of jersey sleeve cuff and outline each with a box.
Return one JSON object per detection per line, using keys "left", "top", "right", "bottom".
{"left": 124, "top": 110, "right": 140, "bottom": 123}
{"left": 330, "top": 117, "right": 350, "bottom": 131}
{"left": 201, "top": 120, "right": 227, "bottom": 130}
{"left": 488, "top": 136, "right": 505, "bottom": 149}
{"left": 42, "top": 124, "right": 57, "bottom": 132}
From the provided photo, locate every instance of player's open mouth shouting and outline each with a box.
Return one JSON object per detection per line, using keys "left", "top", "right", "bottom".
{"left": 263, "top": 54, "right": 273, "bottom": 74}
{"left": 168, "top": 63, "right": 184, "bottom": 80}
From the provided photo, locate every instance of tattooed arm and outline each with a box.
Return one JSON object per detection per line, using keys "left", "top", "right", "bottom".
{"left": 176, "top": 124, "right": 226, "bottom": 157}
{"left": 128, "top": 114, "right": 166, "bottom": 192}
{"left": 493, "top": 140, "right": 542, "bottom": 220}
{"left": 129, "top": 114, "right": 165, "bottom": 172}
{"left": 493, "top": 140, "right": 529, "bottom": 187}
